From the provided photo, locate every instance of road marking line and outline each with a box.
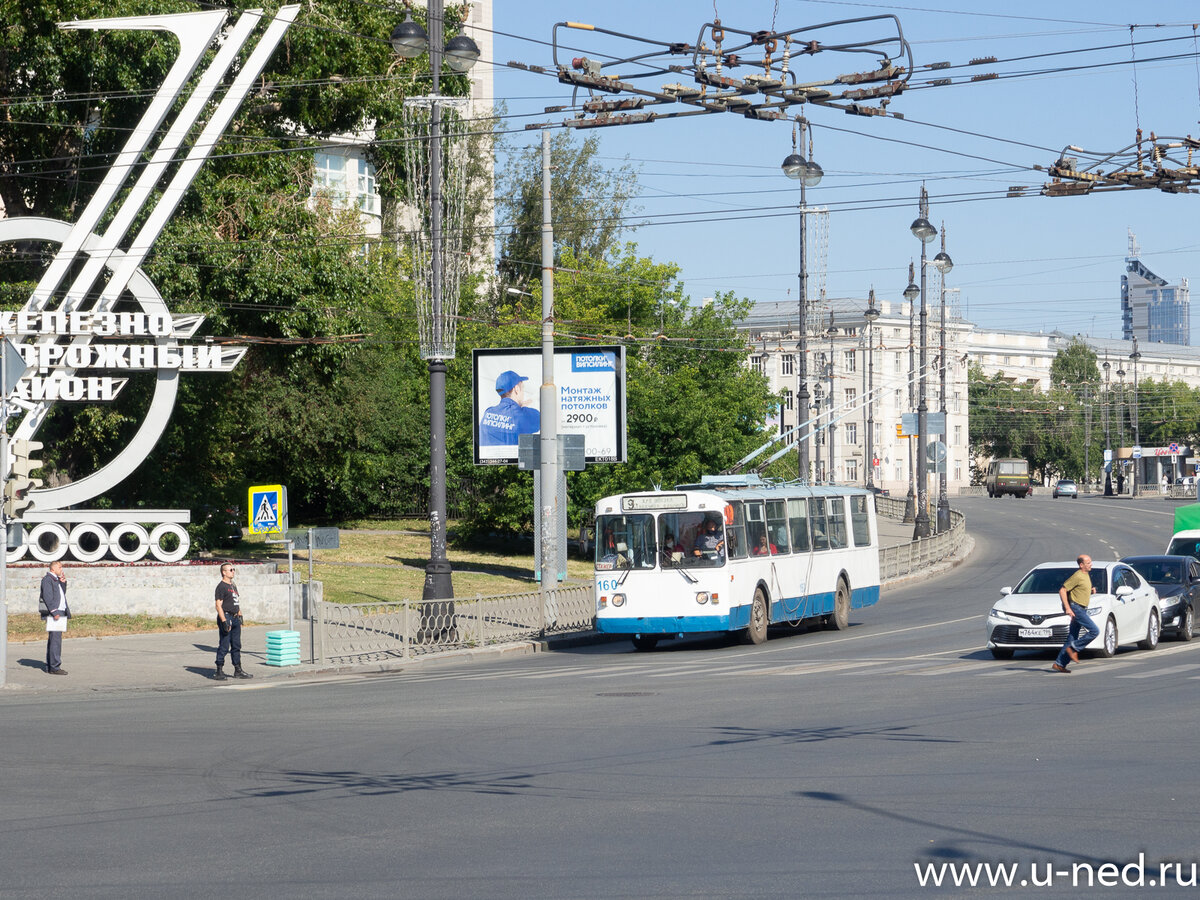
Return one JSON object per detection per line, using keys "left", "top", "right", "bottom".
{"left": 1117, "top": 663, "right": 1200, "bottom": 679}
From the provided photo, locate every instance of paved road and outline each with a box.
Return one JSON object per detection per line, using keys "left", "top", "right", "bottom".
{"left": 2, "top": 496, "right": 1197, "bottom": 898}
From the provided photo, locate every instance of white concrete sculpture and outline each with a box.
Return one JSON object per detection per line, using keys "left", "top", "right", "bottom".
{"left": 0, "top": 7, "right": 300, "bottom": 563}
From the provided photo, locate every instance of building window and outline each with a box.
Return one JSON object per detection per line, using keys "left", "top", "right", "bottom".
{"left": 894, "top": 352, "right": 903, "bottom": 374}
{"left": 954, "top": 460, "right": 962, "bottom": 482}
{"left": 845, "top": 423, "right": 858, "bottom": 444}
{"left": 312, "top": 150, "right": 380, "bottom": 217}
{"left": 784, "top": 389, "right": 794, "bottom": 411}
{"left": 843, "top": 350, "right": 856, "bottom": 373}
{"left": 845, "top": 388, "right": 857, "bottom": 405}
{"left": 954, "top": 424, "right": 962, "bottom": 446}
{"left": 953, "top": 391, "right": 961, "bottom": 413}
{"left": 782, "top": 354, "right": 794, "bottom": 375}
{"left": 751, "top": 355, "right": 765, "bottom": 375}
{"left": 845, "top": 459, "right": 859, "bottom": 482}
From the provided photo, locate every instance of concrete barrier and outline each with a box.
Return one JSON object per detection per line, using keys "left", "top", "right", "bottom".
{"left": 4, "top": 560, "right": 320, "bottom": 622}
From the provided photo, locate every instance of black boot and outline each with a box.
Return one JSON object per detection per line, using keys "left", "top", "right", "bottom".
{"left": 214, "top": 664, "right": 228, "bottom": 681}
{"left": 233, "top": 665, "right": 252, "bottom": 680}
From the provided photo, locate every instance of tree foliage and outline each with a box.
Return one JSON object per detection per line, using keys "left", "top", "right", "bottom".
{"left": 495, "top": 131, "right": 640, "bottom": 291}
{"left": 970, "top": 340, "right": 1200, "bottom": 485}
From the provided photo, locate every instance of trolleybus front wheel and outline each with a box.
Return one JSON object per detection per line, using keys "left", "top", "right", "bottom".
{"left": 631, "top": 636, "right": 659, "bottom": 652}
{"left": 745, "top": 588, "right": 769, "bottom": 645}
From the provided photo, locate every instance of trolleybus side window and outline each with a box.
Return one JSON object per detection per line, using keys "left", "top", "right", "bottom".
{"left": 827, "top": 496, "right": 848, "bottom": 549}
{"left": 788, "top": 498, "right": 811, "bottom": 552}
{"left": 765, "top": 499, "right": 790, "bottom": 555}
{"left": 595, "top": 514, "right": 657, "bottom": 570}
{"left": 744, "top": 501, "right": 766, "bottom": 553}
{"left": 810, "top": 498, "right": 829, "bottom": 551}
{"left": 850, "top": 494, "right": 871, "bottom": 546}
{"left": 726, "top": 501, "right": 748, "bottom": 559}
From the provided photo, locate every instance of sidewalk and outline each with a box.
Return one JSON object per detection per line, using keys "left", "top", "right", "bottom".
{"left": 3, "top": 516, "right": 929, "bottom": 697}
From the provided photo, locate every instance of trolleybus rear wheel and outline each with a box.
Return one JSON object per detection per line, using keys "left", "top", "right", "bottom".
{"left": 826, "top": 578, "right": 851, "bottom": 630}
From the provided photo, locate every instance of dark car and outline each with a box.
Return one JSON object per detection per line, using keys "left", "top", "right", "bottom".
{"left": 1121, "top": 555, "right": 1199, "bottom": 641}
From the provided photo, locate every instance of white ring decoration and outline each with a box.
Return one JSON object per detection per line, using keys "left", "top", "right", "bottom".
{"left": 149, "top": 522, "right": 190, "bottom": 562}
{"left": 69, "top": 522, "right": 110, "bottom": 564}
{"left": 28, "top": 522, "right": 69, "bottom": 562}
{"left": 109, "top": 523, "right": 150, "bottom": 562}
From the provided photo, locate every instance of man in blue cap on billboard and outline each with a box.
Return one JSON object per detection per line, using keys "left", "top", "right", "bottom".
{"left": 480, "top": 369, "right": 541, "bottom": 445}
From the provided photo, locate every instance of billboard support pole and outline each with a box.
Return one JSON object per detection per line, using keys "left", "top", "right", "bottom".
{"left": 538, "top": 129, "right": 558, "bottom": 635}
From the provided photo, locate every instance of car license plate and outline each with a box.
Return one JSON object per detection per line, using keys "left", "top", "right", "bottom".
{"left": 1019, "top": 627, "right": 1052, "bottom": 639}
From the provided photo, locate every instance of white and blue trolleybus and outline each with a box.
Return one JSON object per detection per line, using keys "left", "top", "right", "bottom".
{"left": 593, "top": 475, "right": 881, "bottom": 650}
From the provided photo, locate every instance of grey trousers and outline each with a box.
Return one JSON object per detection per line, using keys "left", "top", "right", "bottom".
{"left": 46, "top": 630, "right": 63, "bottom": 670}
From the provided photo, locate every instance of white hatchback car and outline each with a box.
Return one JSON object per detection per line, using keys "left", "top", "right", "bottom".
{"left": 986, "top": 560, "right": 1161, "bottom": 660}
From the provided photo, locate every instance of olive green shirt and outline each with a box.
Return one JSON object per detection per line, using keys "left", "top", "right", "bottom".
{"left": 1062, "top": 568, "right": 1092, "bottom": 608}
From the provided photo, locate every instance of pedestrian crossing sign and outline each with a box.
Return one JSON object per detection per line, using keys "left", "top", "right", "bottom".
{"left": 248, "top": 484, "right": 286, "bottom": 535}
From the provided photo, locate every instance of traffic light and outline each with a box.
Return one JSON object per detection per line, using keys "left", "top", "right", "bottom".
{"left": 5, "top": 439, "right": 43, "bottom": 520}
{"left": 896, "top": 422, "right": 904, "bottom": 439}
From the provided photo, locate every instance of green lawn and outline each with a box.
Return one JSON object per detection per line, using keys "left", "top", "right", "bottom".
{"left": 7, "top": 523, "right": 593, "bottom": 639}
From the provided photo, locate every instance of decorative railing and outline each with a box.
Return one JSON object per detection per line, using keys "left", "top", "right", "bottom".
{"left": 875, "top": 498, "right": 968, "bottom": 582}
{"left": 314, "top": 584, "right": 594, "bottom": 664}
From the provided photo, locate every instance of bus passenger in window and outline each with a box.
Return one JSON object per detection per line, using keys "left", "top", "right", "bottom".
{"left": 693, "top": 516, "right": 725, "bottom": 559}
{"left": 752, "top": 534, "right": 777, "bottom": 556}
{"left": 661, "top": 532, "right": 683, "bottom": 566}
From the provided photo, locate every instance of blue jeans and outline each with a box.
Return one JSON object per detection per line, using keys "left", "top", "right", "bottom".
{"left": 216, "top": 616, "right": 242, "bottom": 667}
{"left": 1056, "top": 601, "right": 1100, "bottom": 666}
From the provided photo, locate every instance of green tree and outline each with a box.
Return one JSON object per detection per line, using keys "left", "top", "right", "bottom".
{"left": 495, "top": 131, "right": 641, "bottom": 292}
{"left": 0, "top": 0, "right": 480, "bottom": 523}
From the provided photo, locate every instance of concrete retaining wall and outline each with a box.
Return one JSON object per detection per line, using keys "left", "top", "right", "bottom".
{"left": 4, "top": 560, "right": 321, "bottom": 623}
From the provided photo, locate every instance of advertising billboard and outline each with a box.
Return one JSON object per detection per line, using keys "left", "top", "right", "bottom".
{"left": 473, "top": 346, "right": 627, "bottom": 466}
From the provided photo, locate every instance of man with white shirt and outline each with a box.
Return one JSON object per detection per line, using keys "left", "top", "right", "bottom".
{"left": 39, "top": 560, "right": 70, "bottom": 675}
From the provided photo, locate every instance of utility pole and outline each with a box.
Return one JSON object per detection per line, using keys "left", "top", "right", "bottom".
{"left": 538, "top": 129, "right": 559, "bottom": 631}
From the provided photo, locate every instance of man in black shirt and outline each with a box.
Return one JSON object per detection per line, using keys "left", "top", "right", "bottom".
{"left": 214, "top": 563, "right": 251, "bottom": 680}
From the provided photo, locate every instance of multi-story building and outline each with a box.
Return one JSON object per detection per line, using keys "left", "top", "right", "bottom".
{"left": 740, "top": 296, "right": 972, "bottom": 497}
{"left": 309, "top": 1, "right": 494, "bottom": 260}
{"left": 1122, "top": 230, "right": 1189, "bottom": 346}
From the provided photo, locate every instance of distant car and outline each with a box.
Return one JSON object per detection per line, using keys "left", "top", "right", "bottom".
{"left": 1165, "top": 529, "right": 1200, "bottom": 561}
{"left": 1051, "top": 479, "right": 1078, "bottom": 499}
{"left": 1122, "top": 555, "right": 1199, "bottom": 641}
{"left": 985, "top": 560, "right": 1161, "bottom": 660}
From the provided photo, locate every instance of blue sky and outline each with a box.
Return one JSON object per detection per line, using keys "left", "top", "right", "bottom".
{"left": 490, "top": 1, "right": 1200, "bottom": 342}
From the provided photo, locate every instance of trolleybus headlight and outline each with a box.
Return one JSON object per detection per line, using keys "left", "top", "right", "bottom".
{"left": 611, "top": 593, "right": 626, "bottom": 607}
{"left": 695, "top": 592, "right": 710, "bottom": 605}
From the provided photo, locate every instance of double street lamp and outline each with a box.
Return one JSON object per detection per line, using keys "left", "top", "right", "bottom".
{"left": 782, "top": 118, "right": 822, "bottom": 482}
{"left": 932, "top": 225, "right": 953, "bottom": 533}
{"left": 909, "top": 185, "right": 938, "bottom": 539}
{"left": 864, "top": 290, "right": 880, "bottom": 489}
{"left": 390, "top": 3, "right": 480, "bottom": 604}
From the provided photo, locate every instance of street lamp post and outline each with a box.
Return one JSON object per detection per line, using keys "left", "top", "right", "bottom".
{"left": 1117, "top": 366, "right": 1126, "bottom": 491}
{"left": 1103, "top": 357, "right": 1112, "bottom": 495}
{"left": 1130, "top": 338, "right": 1141, "bottom": 496}
{"left": 390, "top": 3, "right": 480, "bottom": 608}
{"left": 910, "top": 186, "right": 938, "bottom": 539}
{"left": 827, "top": 311, "right": 836, "bottom": 483}
{"left": 902, "top": 265, "right": 919, "bottom": 523}
{"left": 932, "top": 224, "right": 953, "bottom": 533}
{"left": 812, "top": 383, "right": 825, "bottom": 481}
{"left": 782, "top": 118, "right": 822, "bottom": 482}
{"left": 864, "top": 291, "right": 880, "bottom": 490}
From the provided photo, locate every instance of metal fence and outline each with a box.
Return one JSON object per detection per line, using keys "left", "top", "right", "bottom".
{"left": 875, "top": 496, "right": 968, "bottom": 582}
{"left": 314, "top": 584, "right": 594, "bottom": 664}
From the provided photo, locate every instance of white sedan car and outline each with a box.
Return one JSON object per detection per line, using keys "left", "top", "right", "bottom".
{"left": 986, "top": 560, "right": 1161, "bottom": 660}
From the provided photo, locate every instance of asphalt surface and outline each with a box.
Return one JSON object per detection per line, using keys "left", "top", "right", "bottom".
{"left": 6, "top": 495, "right": 1194, "bottom": 899}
